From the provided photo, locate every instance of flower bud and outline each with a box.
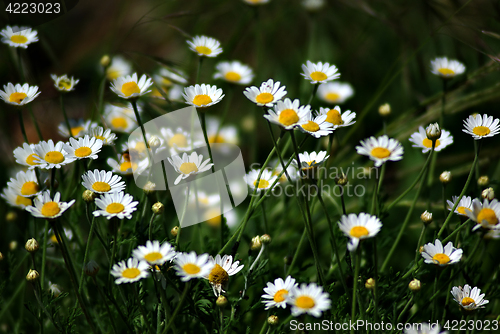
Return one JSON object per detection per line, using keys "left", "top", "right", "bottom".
{"left": 143, "top": 181, "right": 156, "bottom": 194}
{"left": 26, "top": 269, "right": 40, "bottom": 282}
{"left": 82, "top": 190, "right": 96, "bottom": 203}
{"left": 426, "top": 123, "right": 441, "bottom": 142}
{"left": 378, "top": 103, "right": 391, "bottom": 117}
{"left": 420, "top": 211, "right": 433, "bottom": 225}
{"left": 439, "top": 171, "right": 451, "bottom": 184}
{"left": 482, "top": 187, "right": 495, "bottom": 200}
{"left": 365, "top": 278, "right": 375, "bottom": 290}
{"left": 9, "top": 241, "right": 17, "bottom": 251}
{"left": 25, "top": 238, "right": 39, "bottom": 253}
{"left": 148, "top": 135, "right": 161, "bottom": 149}
{"left": 409, "top": 279, "right": 421, "bottom": 292}
{"left": 0, "top": 252, "right": 3, "bottom": 261}
{"left": 478, "top": 176, "right": 489, "bottom": 187}
{"left": 152, "top": 202, "right": 164, "bottom": 214}
{"left": 335, "top": 173, "right": 348, "bottom": 186}
{"left": 268, "top": 315, "right": 279, "bottom": 326}
{"left": 260, "top": 234, "right": 271, "bottom": 244}
{"left": 6, "top": 211, "right": 17, "bottom": 222}
{"left": 171, "top": 226, "right": 179, "bottom": 237}
{"left": 216, "top": 295, "right": 228, "bottom": 308}
{"left": 250, "top": 236, "right": 262, "bottom": 251}
{"left": 84, "top": 260, "right": 100, "bottom": 277}
{"left": 100, "top": 55, "right": 110, "bottom": 67}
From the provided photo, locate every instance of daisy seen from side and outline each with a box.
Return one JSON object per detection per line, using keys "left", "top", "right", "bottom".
{"left": 317, "top": 106, "right": 356, "bottom": 129}
{"left": 245, "top": 169, "right": 278, "bottom": 193}
{"left": 13, "top": 143, "right": 40, "bottom": 168}
{"left": 430, "top": 57, "right": 465, "bottom": 78}
{"left": 110, "top": 73, "right": 153, "bottom": 99}
{"left": 0, "top": 83, "right": 40, "bottom": 106}
{"left": 213, "top": 61, "right": 254, "bottom": 85}
{"left": 93, "top": 191, "right": 138, "bottom": 220}
{"left": 338, "top": 213, "right": 382, "bottom": 251}
{"left": 465, "top": 198, "right": 500, "bottom": 231}
{"left": 6, "top": 170, "right": 41, "bottom": 198}
{"left": 167, "top": 152, "right": 213, "bottom": 185}
{"left": 317, "top": 82, "right": 354, "bottom": 104}
{"left": 51, "top": 74, "right": 79, "bottom": 92}
{"left": 187, "top": 35, "right": 223, "bottom": 57}
{"left": 173, "top": 251, "right": 214, "bottom": 281}
{"left": 1, "top": 26, "right": 38, "bottom": 48}
{"left": 110, "top": 257, "right": 150, "bottom": 284}
{"left": 301, "top": 61, "right": 340, "bottom": 84}
{"left": 63, "top": 135, "right": 103, "bottom": 160}
{"left": 243, "top": 79, "right": 287, "bottom": 107}
{"left": 261, "top": 276, "right": 298, "bottom": 310}
{"left": 286, "top": 282, "right": 331, "bottom": 317}
{"left": 446, "top": 195, "right": 473, "bottom": 216}
{"left": 422, "top": 239, "right": 462, "bottom": 266}
{"left": 206, "top": 254, "right": 244, "bottom": 296}
{"left": 25, "top": 191, "right": 75, "bottom": 219}
{"left": 462, "top": 114, "right": 500, "bottom": 140}
{"left": 409, "top": 126, "right": 453, "bottom": 153}
{"left": 451, "top": 284, "right": 489, "bottom": 311}
{"left": 183, "top": 84, "right": 224, "bottom": 109}
{"left": 82, "top": 169, "right": 126, "bottom": 194}
{"left": 132, "top": 240, "right": 176, "bottom": 266}
{"left": 264, "top": 98, "right": 310, "bottom": 130}
{"left": 356, "top": 135, "right": 404, "bottom": 167}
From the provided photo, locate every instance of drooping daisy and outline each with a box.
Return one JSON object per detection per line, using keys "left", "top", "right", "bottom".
{"left": 93, "top": 191, "right": 139, "bottom": 220}
{"left": 446, "top": 195, "right": 472, "bottom": 216}
{"left": 0, "top": 26, "right": 38, "bottom": 48}
{"left": 183, "top": 84, "right": 224, "bottom": 109}
{"left": 58, "top": 119, "right": 93, "bottom": 138}
{"left": 317, "top": 82, "right": 353, "bottom": 104}
{"left": 422, "top": 239, "right": 462, "bottom": 266}
{"left": 245, "top": 169, "right": 278, "bottom": 193}
{"left": 262, "top": 276, "right": 298, "bottom": 310}
{"left": 50, "top": 74, "right": 79, "bottom": 92}
{"left": 462, "top": 114, "right": 500, "bottom": 140}
{"left": 187, "top": 36, "right": 223, "bottom": 58}
{"left": 25, "top": 191, "right": 75, "bottom": 219}
{"left": 286, "top": 283, "right": 331, "bottom": 317}
{"left": 264, "top": 98, "right": 310, "bottom": 130}
{"left": 213, "top": 61, "right": 254, "bottom": 85}
{"left": 132, "top": 240, "right": 177, "bottom": 266}
{"left": 6, "top": 170, "right": 41, "bottom": 198}
{"left": 64, "top": 135, "right": 103, "bottom": 160}
{"left": 105, "top": 55, "right": 132, "bottom": 81}
{"left": 1, "top": 186, "right": 32, "bottom": 208}
{"left": 0, "top": 83, "right": 40, "bottom": 106}
{"left": 430, "top": 57, "right": 465, "bottom": 78}
{"left": 317, "top": 106, "right": 356, "bottom": 129}
{"left": 167, "top": 152, "right": 214, "bottom": 185}
{"left": 13, "top": 143, "right": 40, "bottom": 168}
{"left": 110, "top": 257, "right": 150, "bottom": 284}
{"left": 292, "top": 151, "right": 329, "bottom": 172}
{"left": 298, "top": 113, "right": 333, "bottom": 138}
{"left": 173, "top": 251, "right": 214, "bottom": 282}
{"left": 243, "top": 79, "right": 287, "bottom": 107}
{"left": 206, "top": 254, "right": 244, "bottom": 296}
{"left": 338, "top": 213, "right": 382, "bottom": 252}
{"left": 404, "top": 323, "right": 447, "bottom": 334}
{"left": 301, "top": 61, "right": 340, "bottom": 84}
{"left": 465, "top": 198, "right": 500, "bottom": 231}
{"left": 104, "top": 104, "right": 138, "bottom": 133}
{"left": 451, "top": 284, "right": 489, "bottom": 311}
{"left": 110, "top": 73, "right": 153, "bottom": 99}
{"left": 356, "top": 135, "right": 404, "bottom": 167}
{"left": 409, "top": 126, "right": 453, "bottom": 153}
{"left": 82, "top": 169, "right": 126, "bottom": 194}
{"left": 87, "top": 126, "right": 117, "bottom": 146}
{"left": 33, "top": 140, "right": 75, "bottom": 169}
{"left": 161, "top": 127, "right": 200, "bottom": 154}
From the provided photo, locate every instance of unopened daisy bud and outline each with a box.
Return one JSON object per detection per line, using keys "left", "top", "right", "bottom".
{"left": 251, "top": 236, "right": 262, "bottom": 250}
{"left": 148, "top": 135, "right": 161, "bottom": 149}
{"left": 152, "top": 202, "right": 164, "bottom": 214}
{"left": 419, "top": 246, "right": 424, "bottom": 253}
{"left": 365, "top": 278, "right": 375, "bottom": 290}
{"left": 409, "top": 279, "right": 421, "bottom": 292}
{"left": 268, "top": 315, "right": 279, "bottom": 326}
{"left": 335, "top": 173, "right": 348, "bottom": 186}
{"left": 420, "top": 211, "right": 433, "bottom": 225}
{"left": 25, "top": 238, "right": 39, "bottom": 253}
{"left": 143, "top": 181, "right": 156, "bottom": 194}
{"left": 378, "top": 103, "right": 391, "bottom": 117}
{"left": 100, "top": 55, "right": 111, "bottom": 67}
{"left": 216, "top": 295, "right": 228, "bottom": 308}
{"left": 242, "top": 115, "right": 255, "bottom": 131}
{"left": 171, "top": 226, "right": 179, "bottom": 237}
{"left": 82, "top": 190, "right": 96, "bottom": 203}
{"left": 49, "top": 282, "right": 63, "bottom": 297}
{"left": 478, "top": 176, "right": 489, "bottom": 187}
{"left": 260, "top": 234, "right": 271, "bottom": 244}
{"left": 440, "top": 171, "right": 452, "bottom": 184}
{"left": 84, "top": 260, "right": 100, "bottom": 277}
{"left": 426, "top": 123, "right": 441, "bottom": 142}
{"left": 482, "top": 187, "right": 495, "bottom": 200}
{"left": 9, "top": 241, "right": 17, "bottom": 251}
{"left": 26, "top": 269, "right": 39, "bottom": 282}
{"left": 6, "top": 211, "right": 17, "bottom": 222}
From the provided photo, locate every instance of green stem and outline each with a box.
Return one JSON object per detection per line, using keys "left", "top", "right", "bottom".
{"left": 414, "top": 226, "right": 426, "bottom": 264}
{"left": 60, "top": 94, "right": 73, "bottom": 138}
{"left": 351, "top": 248, "right": 361, "bottom": 334}
{"left": 40, "top": 221, "right": 49, "bottom": 290}
{"left": 396, "top": 295, "right": 413, "bottom": 323}
{"left": 18, "top": 110, "right": 28, "bottom": 143}
{"left": 162, "top": 282, "right": 189, "bottom": 334}
{"left": 286, "top": 228, "right": 307, "bottom": 276}
{"left": 431, "top": 268, "right": 439, "bottom": 321}
{"left": 175, "top": 184, "right": 190, "bottom": 249}
{"left": 134, "top": 285, "right": 154, "bottom": 334}
{"left": 92, "top": 277, "right": 118, "bottom": 334}
{"left": 149, "top": 213, "right": 156, "bottom": 240}
{"left": 27, "top": 105, "right": 43, "bottom": 140}
{"left": 108, "top": 219, "right": 119, "bottom": 287}
{"left": 131, "top": 99, "right": 151, "bottom": 160}
{"left": 308, "top": 83, "right": 319, "bottom": 105}
{"left": 77, "top": 215, "right": 96, "bottom": 296}
{"left": 195, "top": 57, "right": 203, "bottom": 84}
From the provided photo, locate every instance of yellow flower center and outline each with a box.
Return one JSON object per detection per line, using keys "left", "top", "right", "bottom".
{"left": 295, "top": 295, "right": 315, "bottom": 309}
{"left": 204, "top": 209, "right": 222, "bottom": 227}
{"left": 224, "top": 71, "right": 242, "bottom": 82}
{"left": 58, "top": 79, "right": 72, "bottom": 90}
{"left": 41, "top": 202, "right": 61, "bottom": 217}
{"left": 50, "top": 234, "right": 58, "bottom": 243}
{"left": 208, "top": 264, "right": 229, "bottom": 286}
{"left": 461, "top": 297, "right": 475, "bottom": 306}
{"left": 16, "top": 195, "right": 32, "bottom": 207}
{"left": 26, "top": 153, "right": 40, "bottom": 165}
{"left": 273, "top": 289, "right": 288, "bottom": 303}
{"left": 134, "top": 142, "right": 147, "bottom": 152}
{"left": 438, "top": 68, "right": 455, "bottom": 76}
{"left": 255, "top": 92, "right": 274, "bottom": 104}
{"left": 179, "top": 162, "right": 198, "bottom": 175}
{"left": 11, "top": 35, "right": 28, "bottom": 44}
{"left": 21, "top": 181, "right": 39, "bottom": 196}
{"left": 74, "top": 147, "right": 92, "bottom": 158}
{"left": 432, "top": 253, "right": 450, "bottom": 265}
{"left": 301, "top": 121, "right": 320, "bottom": 132}
{"left": 472, "top": 126, "right": 490, "bottom": 137}
{"left": 111, "top": 117, "right": 128, "bottom": 129}
{"left": 168, "top": 134, "right": 188, "bottom": 148}
{"left": 95, "top": 135, "right": 107, "bottom": 142}
{"left": 195, "top": 46, "right": 212, "bottom": 55}
{"left": 161, "top": 78, "right": 172, "bottom": 86}
{"left": 457, "top": 206, "right": 471, "bottom": 215}
{"left": 209, "top": 135, "right": 225, "bottom": 144}
{"left": 422, "top": 138, "right": 441, "bottom": 148}
{"left": 121, "top": 82, "right": 141, "bottom": 97}
{"left": 70, "top": 126, "right": 84, "bottom": 136}
{"left": 9, "top": 92, "right": 27, "bottom": 104}
{"left": 278, "top": 109, "right": 299, "bottom": 126}
{"left": 106, "top": 69, "right": 120, "bottom": 81}
{"left": 122, "top": 268, "right": 141, "bottom": 279}
{"left": 350, "top": 226, "right": 369, "bottom": 238}
{"left": 253, "top": 179, "right": 270, "bottom": 189}
{"left": 192, "top": 94, "right": 213, "bottom": 106}
{"left": 144, "top": 252, "right": 163, "bottom": 263}
{"left": 182, "top": 263, "right": 201, "bottom": 275}
{"left": 92, "top": 181, "right": 111, "bottom": 192}
{"left": 45, "top": 151, "right": 64, "bottom": 164}
{"left": 106, "top": 203, "right": 125, "bottom": 214}
{"left": 325, "top": 92, "right": 340, "bottom": 102}
{"left": 477, "top": 208, "right": 498, "bottom": 225}
{"left": 326, "top": 109, "right": 343, "bottom": 125}
{"left": 310, "top": 71, "right": 327, "bottom": 82}
{"left": 371, "top": 147, "right": 391, "bottom": 159}
{"left": 120, "top": 161, "right": 132, "bottom": 172}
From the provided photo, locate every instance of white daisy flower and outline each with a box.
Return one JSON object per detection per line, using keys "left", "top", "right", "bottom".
{"left": 206, "top": 254, "right": 244, "bottom": 296}
{"left": 167, "top": 152, "right": 214, "bottom": 185}
{"left": 298, "top": 113, "right": 333, "bottom": 138}
{"left": 33, "top": 139, "right": 76, "bottom": 169}
{"left": 82, "top": 169, "right": 126, "bottom": 194}
{"left": 50, "top": 74, "right": 79, "bottom": 92}
{"left": 301, "top": 60, "right": 340, "bottom": 84}
{"left": 104, "top": 104, "right": 138, "bottom": 133}
{"left": 25, "top": 191, "right": 75, "bottom": 219}
{"left": 206, "top": 117, "right": 238, "bottom": 145}
{"left": 161, "top": 127, "right": 200, "bottom": 154}
{"left": 173, "top": 251, "right": 214, "bottom": 282}
{"left": 356, "top": 135, "right": 404, "bottom": 167}
{"left": 93, "top": 191, "right": 139, "bottom": 220}
{"left": 110, "top": 73, "right": 153, "bottom": 99}
{"left": 58, "top": 119, "right": 94, "bottom": 138}
{"left": 451, "top": 284, "right": 489, "bottom": 311}
{"left": 245, "top": 169, "right": 278, "bottom": 193}
{"left": 465, "top": 198, "right": 500, "bottom": 231}
{"left": 338, "top": 213, "right": 382, "bottom": 252}
{"left": 286, "top": 282, "right": 331, "bottom": 317}
{"left": 6, "top": 170, "right": 41, "bottom": 198}
{"left": 106, "top": 56, "right": 132, "bottom": 81}
{"left": 63, "top": 135, "right": 103, "bottom": 160}
{"left": 404, "top": 323, "right": 447, "bottom": 334}
{"left": 302, "top": 0, "right": 326, "bottom": 12}
{"left": 132, "top": 240, "right": 176, "bottom": 266}
{"left": 409, "top": 126, "right": 453, "bottom": 153}
{"left": 446, "top": 195, "right": 473, "bottom": 216}
{"left": 317, "top": 82, "right": 354, "bottom": 104}
{"left": 13, "top": 143, "right": 41, "bottom": 168}
{"left": 264, "top": 98, "right": 311, "bottom": 130}
{"left": 48, "top": 282, "right": 63, "bottom": 297}
{"left": 292, "top": 151, "right": 329, "bottom": 171}
{"left": 0, "top": 83, "right": 40, "bottom": 106}
{"left": 243, "top": 0, "right": 269, "bottom": 4}
{"left": 213, "top": 61, "right": 254, "bottom": 85}
{"left": 110, "top": 257, "right": 150, "bottom": 284}
{"left": 0, "top": 26, "right": 38, "bottom": 48}
{"left": 49, "top": 227, "right": 73, "bottom": 245}
{"left": 430, "top": 57, "right": 465, "bottom": 78}
{"left": 272, "top": 161, "right": 299, "bottom": 183}
{"left": 317, "top": 106, "right": 356, "bottom": 129}
{"left": 187, "top": 36, "right": 223, "bottom": 57}
{"left": 422, "top": 239, "right": 462, "bottom": 266}
{"left": 107, "top": 154, "right": 145, "bottom": 175}
{"left": 243, "top": 79, "right": 287, "bottom": 107}
{"left": 262, "top": 276, "right": 298, "bottom": 310}
{"left": 155, "top": 67, "right": 188, "bottom": 86}
{"left": 1, "top": 186, "right": 32, "bottom": 208}
{"left": 87, "top": 126, "right": 117, "bottom": 146}
{"left": 183, "top": 84, "right": 224, "bottom": 109}
{"left": 462, "top": 114, "right": 500, "bottom": 140}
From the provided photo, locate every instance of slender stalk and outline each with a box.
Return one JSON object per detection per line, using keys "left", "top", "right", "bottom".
{"left": 175, "top": 184, "right": 190, "bottom": 248}
{"left": 40, "top": 221, "right": 49, "bottom": 290}
{"left": 27, "top": 106, "right": 43, "bottom": 140}
{"left": 108, "top": 219, "right": 119, "bottom": 287}
{"left": 351, "top": 247, "right": 361, "bottom": 334}
{"left": 414, "top": 226, "right": 426, "bottom": 264}
{"left": 439, "top": 79, "right": 447, "bottom": 128}
{"left": 92, "top": 277, "right": 118, "bottom": 334}
{"left": 149, "top": 213, "right": 157, "bottom": 240}
{"left": 131, "top": 99, "right": 151, "bottom": 160}
{"left": 308, "top": 83, "right": 319, "bottom": 105}
{"left": 195, "top": 57, "right": 203, "bottom": 84}
{"left": 431, "top": 268, "right": 439, "bottom": 321}
{"left": 162, "top": 283, "right": 190, "bottom": 334}
{"left": 134, "top": 285, "right": 154, "bottom": 334}
{"left": 60, "top": 94, "right": 74, "bottom": 138}
{"left": 396, "top": 295, "right": 414, "bottom": 323}
{"left": 77, "top": 215, "right": 96, "bottom": 296}
{"left": 286, "top": 228, "right": 307, "bottom": 276}
{"left": 373, "top": 238, "right": 379, "bottom": 324}
{"left": 18, "top": 110, "right": 29, "bottom": 143}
